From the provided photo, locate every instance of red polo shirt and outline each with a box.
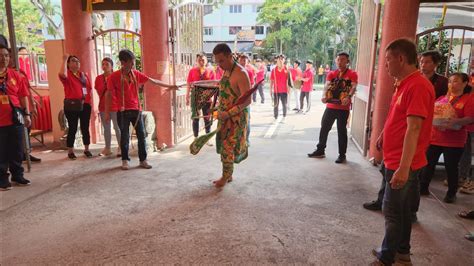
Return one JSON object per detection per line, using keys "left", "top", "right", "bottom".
{"left": 245, "top": 64, "right": 256, "bottom": 86}
{"left": 59, "top": 70, "right": 92, "bottom": 104}
{"left": 187, "top": 67, "right": 215, "bottom": 84}
{"left": 256, "top": 65, "right": 265, "bottom": 83}
{"left": 0, "top": 68, "right": 29, "bottom": 127}
{"left": 107, "top": 70, "right": 149, "bottom": 111}
{"left": 383, "top": 71, "right": 435, "bottom": 171}
{"left": 270, "top": 66, "right": 289, "bottom": 93}
{"left": 94, "top": 74, "right": 109, "bottom": 112}
{"left": 302, "top": 69, "right": 314, "bottom": 92}
{"left": 431, "top": 93, "right": 474, "bottom": 148}
{"left": 326, "top": 69, "right": 358, "bottom": 110}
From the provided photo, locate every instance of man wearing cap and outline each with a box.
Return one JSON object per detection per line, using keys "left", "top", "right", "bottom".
{"left": 299, "top": 60, "right": 314, "bottom": 113}
{"left": 290, "top": 60, "right": 303, "bottom": 111}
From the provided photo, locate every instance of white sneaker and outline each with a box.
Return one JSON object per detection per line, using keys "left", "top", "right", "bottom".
{"left": 100, "top": 148, "right": 112, "bottom": 156}
{"left": 139, "top": 160, "right": 152, "bottom": 169}
{"left": 121, "top": 160, "right": 129, "bottom": 170}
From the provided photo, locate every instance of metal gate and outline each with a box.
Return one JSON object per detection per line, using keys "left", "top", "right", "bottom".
{"left": 169, "top": 2, "right": 204, "bottom": 143}
{"left": 416, "top": 25, "right": 473, "bottom": 75}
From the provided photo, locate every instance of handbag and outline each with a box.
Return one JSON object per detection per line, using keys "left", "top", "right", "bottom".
{"left": 64, "top": 72, "right": 87, "bottom": 112}
{"left": 0, "top": 74, "right": 25, "bottom": 125}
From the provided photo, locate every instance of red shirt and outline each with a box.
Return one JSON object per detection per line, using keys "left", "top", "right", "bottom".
{"left": 59, "top": 70, "right": 93, "bottom": 104}
{"left": 94, "top": 74, "right": 109, "bottom": 112}
{"left": 256, "top": 65, "right": 265, "bottom": 83}
{"left": 0, "top": 68, "right": 29, "bottom": 127}
{"left": 290, "top": 67, "right": 303, "bottom": 82}
{"left": 107, "top": 70, "right": 149, "bottom": 111}
{"left": 430, "top": 93, "right": 474, "bottom": 148}
{"left": 245, "top": 64, "right": 256, "bottom": 86}
{"left": 383, "top": 71, "right": 435, "bottom": 171}
{"left": 301, "top": 68, "right": 314, "bottom": 92}
{"left": 215, "top": 66, "right": 224, "bottom": 80}
{"left": 19, "top": 57, "right": 32, "bottom": 81}
{"left": 270, "top": 66, "right": 289, "bottom": 93}
{"left": 326, "top": 69, "right": 358, "bottom": 110}
{"left": 187, "top": 67, "right": 215, "bottom": 84}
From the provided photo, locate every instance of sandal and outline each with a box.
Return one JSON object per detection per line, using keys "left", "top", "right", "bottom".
{"left": 458, "top": 210, "right": 474, "bottom": 220}
{"left": 84, "top": 151, "right": 93, "bottom": 158}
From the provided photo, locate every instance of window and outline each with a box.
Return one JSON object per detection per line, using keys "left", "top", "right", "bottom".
{"left": 229, "top": 5, "right": 242, "bottom": 13}
{"left": 203, "top": 5, "right": 213, "bottom": 15}
{"left": 252, "top": 5, "right": 258, "bottom": 13}
{"left": 229, "top": 26, "right": 242, "bottom": 35}
{"left": 204, "top": 27, "right": 213, "bottom": 36}
{"left": 252, "top": 26, "right": 264, "bottom": 35}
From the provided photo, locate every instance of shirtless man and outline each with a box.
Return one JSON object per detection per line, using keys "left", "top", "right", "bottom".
{"left": 212, "top": 43, "right": 251, "bottom": 187}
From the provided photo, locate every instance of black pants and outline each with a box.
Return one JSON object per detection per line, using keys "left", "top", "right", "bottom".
{"left": 316, "top": 108, "right": 349, "bottom": 155}
{"left": 253, "top": 82, "right": 264, "bottom": 103}
{"left": 273, "top": 93, "right": 288, "bottom": 119}
{"left": 420, "top": 144, "right": 464, "bottom": 197}
{"left": 0, "top": 125, "right": 25, "bottom": 182}
{"left": 118, "top": 110, "right": 147, "bottom": 162}
{"left": 64, "top": 103, "right": 91, "bottom": 148}
{"left": 192, "top": 102, "right": 211, "bottom": 137}
{"left": 300, "top": 91, "right": 311, "bottom": 111}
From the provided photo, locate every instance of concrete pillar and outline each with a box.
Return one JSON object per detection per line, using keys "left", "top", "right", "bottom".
{"left": 140, "top": 0, "right": 173, "bottom": 148}
{"left": 61, "top": 0, "right": 99, "bottom": 144}
{"left": 368, "top": 0, "right": 420, "bottom": 160}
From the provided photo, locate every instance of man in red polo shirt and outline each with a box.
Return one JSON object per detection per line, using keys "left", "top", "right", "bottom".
{"left": 0, "top": 45, "right": 32, "bottom": 190}
{"left": 186, "top": 54, "right": 216, "bottom": 140}
{"left": 299, "top": 60, "right": 314, "bottom": 113}
{"left": 308, "top": 52, "right": 357, "bottom": 163}
{"left": 270, "top": 54, "right": 291, "bottom": 120}
{"left": 370, "top": 39, "right": 435, "bottom": 266}
{"left": 253, "top": 58, "right": 266, "bottom": 103}
{"left": 105, "top": 49, "right": 177, "bottom": 170}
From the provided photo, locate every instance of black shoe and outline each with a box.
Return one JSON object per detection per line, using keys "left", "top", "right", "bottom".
{"left": 30, "top": 155, "right": 41, "bottom": 163}
{"left": 84, "top": 151, "right": 93, "bottom": 158}
{"left": 411, "top": 212, "right": 418, "bottom": 223}
{"left": 335, "top": 155, "right": 346, "bottom": 164}
{"left": 0, "top": 178, "right": 12, "bottom": 191}
{"left": 11, "top": 176, "right": 31, "bottom": 186}
{"left": 363, "top": 200, "right": 382, "bottom": 211}
{"left": 420, "top": 187, "right": 430, "bottom": 196}
{"left": 443, "top": 195, "right": 456, "bottom": 204}
{"left": 292, "top": 108, "right": 299, "bottom": 111}
{"left": 308, "top": 149, "right": 325, "bottom": 158}
{"left": 261, "top": 101, "right": 264, "bottom": 104}
{"left": 68, "top": 153, "right": 77, "bottom": 160}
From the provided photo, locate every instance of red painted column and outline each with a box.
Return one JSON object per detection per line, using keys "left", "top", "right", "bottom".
{"left": 140, "top": 0, "right": 173, "bottom": 148}
{"left": 368, "top": 0, "right": 420, "bottom": 160}
{"left": 61, "top": 0, "right": 99, "bottom": 144}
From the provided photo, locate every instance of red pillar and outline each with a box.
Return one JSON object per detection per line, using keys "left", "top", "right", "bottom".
{"left": 368, "top": 0, "right": 420, "bottom": 160}
{"left": 140, "top": 0, "right": 173, "bottom": 148}
{"left": 61, "top": 0, "right": 99, "bottom": 144}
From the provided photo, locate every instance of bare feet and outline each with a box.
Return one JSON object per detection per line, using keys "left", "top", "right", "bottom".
{"left": 213, "top": 176, "right": 232, "bottom": 187}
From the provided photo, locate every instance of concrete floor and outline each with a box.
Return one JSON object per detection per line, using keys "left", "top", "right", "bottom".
{"left": 1, "top": 90, "right": 473, "bottom": 265}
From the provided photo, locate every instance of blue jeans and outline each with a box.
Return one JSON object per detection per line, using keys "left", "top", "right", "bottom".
{"left": 379, "top": 167, "right": 421, "bottom": 265}
{"left": 0, "top": 125, "right": 25, "bottom": 182}
{"left": 117, "top": 110, "right": 147, "bottom": 162}
{"left": 99, "top": 112, "right": 121, "bottom": 149}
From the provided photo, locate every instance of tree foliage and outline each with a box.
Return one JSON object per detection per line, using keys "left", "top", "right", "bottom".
{"left": 0, "top": 0, "right": 45, "bottom": 52}
{"left": 257, "top": 0, "right": 361, "bottom": 67}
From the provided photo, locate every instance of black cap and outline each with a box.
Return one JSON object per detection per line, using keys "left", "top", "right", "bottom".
{"left": 306, "top": 60, "right": 313, "bottom": 65}
{"left": 294, "top": 60, "right": 301, "bottom": 65}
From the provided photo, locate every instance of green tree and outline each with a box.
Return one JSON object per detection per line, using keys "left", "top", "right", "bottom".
{"left": 0, "top": 0, "right": 45, "bottom": 52}
{"left": 29, "top": 0, "right": 63, "bottom": 38}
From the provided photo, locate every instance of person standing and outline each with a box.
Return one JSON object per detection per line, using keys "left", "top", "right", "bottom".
{"left": 270, "top": 54, "right": 291, "bottom": 120}
{"left": 0, "top": 45, "right": 32, "bottom": 190}
{"left": 299, "top": 60, "right": 314, "bottom": 113}
{"left": 59, "top": 55, "right": 93, "bottom": 160}
{"left": 95, "top": 57, "right": 121, "bottom": 157}
{"left": 290, "top": 60, "right": 303, "bottom": 111}
{"left": 211, "top": 43, "right": 251, "bottom": 188}
{"left": 253, "top": 58, "right": 266, "bottom": 103}
{"left": 318, "top": 65, "right": 324, "bottom": 84}
{"left": 307, "top": 52, "right": 357, "bottom": 163}
{"left": 420, "top": 50, "right": 449, "bottom": 99}
{"left": 105, "top": 49, "right": 177, "bottom": 170}
{"left": 324, "top": 64, "right": 330, "bottom": 83}
{"left": 370, "top": 38, "right": 435, "bottom": 266}
{"left": 186, "top": 54, "right": 216, "bottom": 141}
{"left": 419, "top": 73, "right": 474, "bottom": 203}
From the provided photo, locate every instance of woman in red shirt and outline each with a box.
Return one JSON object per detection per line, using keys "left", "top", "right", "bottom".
{"left": 95, "top": 57, "right": 121, "bottom": 157}
{"left": 58, "top": 55, "right": 93, "bottom": 160}
{"left": 420, "top": 73, "right": 474, "bottom": 203}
